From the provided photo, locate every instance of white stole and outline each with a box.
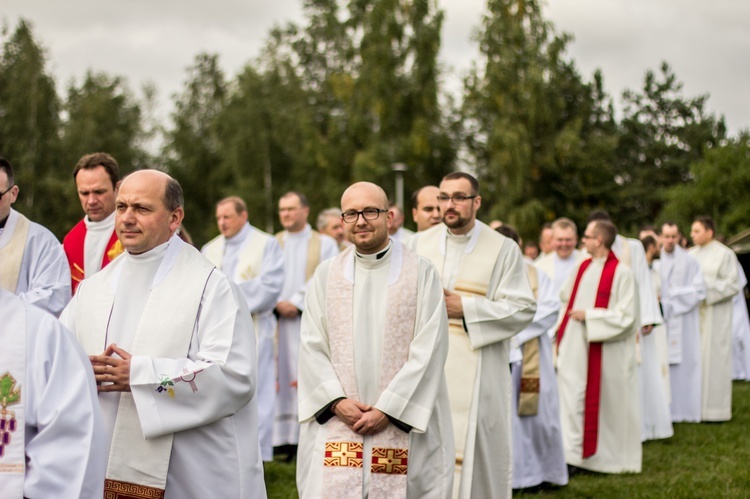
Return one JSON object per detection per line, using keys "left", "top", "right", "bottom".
{"left": 0, "top": 211, "right": 30, "bottom": 294}
{"left": 0, "top": 297, "right": 26, "bottom": 498}
{"left": 74, "top": 237, "right": 215, "bottom": 495}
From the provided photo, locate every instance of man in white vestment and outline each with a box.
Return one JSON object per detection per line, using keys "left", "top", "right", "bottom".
{"left": 388, "top": 204, "right": 415, "bottom": 243}
{"left": 0, "top": 288, "right": 106, "bottom": 498}
{"left": 556, "top": 220, "right": 641, "bottom": 474}
{"left": 732, "top": 262, "right": 750, "bottom": 380}
{"left": 0, "top": 157, "right": 71, "bottom": 316}
{"left": 495, "top": 226, "right": 567, "bottom": 490}
{"left": 63, "top": 152, "right": 125, "bottom": 294}
{"left": 536, "top": 218, "right": 584, "bottom": 325}
{"left": 587, "top": 211, "right": 672, "bottom": 441}
{"left": 410, "top": 172, "right": 536, "bottom": 499}
{"left": 202, "top": 196, "right": 284, "bottom": 462}
{"left": 642, "top": 235, "right": 671, "bottom": 402}
{"left": 689, "top": 216, "right": 739, "bottom": 421}
{"left": 275, "top": 192, "right": 339, "bottom": 455}
{"left": 317, "top": 207, "right": 350, "bottom": 251}
{"left": 297, "top": 182, "right": 453, "bottom": 498}
{"left": 61, "top": 170, "right": 266, "bottom": 499}
{"left": 657, "top": 222, "right": 706, "bottom": 422}
{"left": 411, "top": 185, "right": 441, "bottom": 232}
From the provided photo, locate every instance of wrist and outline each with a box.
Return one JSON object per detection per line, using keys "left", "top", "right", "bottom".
{"left": 330, "top": 398, "right": 344, "bottom": 414}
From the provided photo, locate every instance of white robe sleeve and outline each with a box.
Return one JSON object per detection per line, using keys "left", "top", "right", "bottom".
{"left": 585, "top": 267, "right": 638, "bottom": 343}
{"left": 128, "top": 274, "right": 257, "bottom": 439}
{"left": 16, "top": 225, "right": 71, "bottom": 317}
{"left": 704, "top": 249, "right": 740, "bottom": 306}
{"left": 298, "top": 260, "right": 347, "bottom": 421}
{"left": 514, "top": 267, "right": 560, "bottom": 347}
{"left": 666, "top": 257, "right": 706, "bottom": 317}
{"left": 236, "top": 238, "right": 284, "bottom": 314}
{"left": 462, "top": 241, "right": 537, "bottom": 349}
{"left": 23, "top": 304, "right": 106, "bottom": 499}
{"left": 374, "top": 259, "right": 449, "bottom": 433}
{"left": 627, "top": 239, "right": 662, "bottom": 327}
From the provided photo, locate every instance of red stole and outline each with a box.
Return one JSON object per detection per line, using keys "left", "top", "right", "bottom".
{"left": 557, "top": 250, "right": 619, "bottom": 459}
{"left": 63, "top": 219, "right": 122, "bottom": 293}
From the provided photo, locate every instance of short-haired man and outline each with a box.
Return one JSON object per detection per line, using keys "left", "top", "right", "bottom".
{"left": 275, "top": 192, "right": 339, "bottom": 456}
{"left": 411, "top": 185, "right": 441, "bottom": 232}
{"left": 586, "top": 210, "right": 672, "bottom": 441}
{"left": 410, "top": 172, "right": 536, "bottom": 497}
{"left": 388, "top": 203, "right": 414, "bottom": 243}
{"left": 297, "top": 182, "right": 453, "bottom": 497}
{"left": 316, "top": 207, "right": 349, "bottom": 251}
{"left": 496, "top": 225, "right": 568, "bottom": 490}
{"left": 202, "top": 196, "right": 284, "bottom": 462}
{"left": 538, "top": 223, "right": 553, "bottom": 258}
{"left": 0, "top": 288, "right": 106, "bottom": 497}
{"left": 556, "top": 220, "right": 640, "bottom": 474}
{"left": 0, "top": 156, "right": 71, "bottom": 316}
{"left": 536, "top": 217, "right": 584, "bottom": 299}
{"left": 689, "top": 215, "right": 739, "bottom": 421}
{"left": 61, "top": 170, "right": 266, "bottom": 498}
{"left": 657, "top": 222, "right": 706, "bottom": 422}
{"left": 63, "top": 152, "right": 124, "bottom": 293}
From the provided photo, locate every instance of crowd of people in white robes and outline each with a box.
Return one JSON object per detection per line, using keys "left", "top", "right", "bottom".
{"left": 2, "top": 148, "right": 749, "bottom": 499}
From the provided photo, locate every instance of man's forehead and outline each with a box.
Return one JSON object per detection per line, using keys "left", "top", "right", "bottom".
{"left": 439, "top": 179, "right": 471, "bottom": 193}
{"left": 554, "top": 227, "right": 576, "bottom": 238}
{"left": 279, "top": 195, "right": 301, "bottom": 208}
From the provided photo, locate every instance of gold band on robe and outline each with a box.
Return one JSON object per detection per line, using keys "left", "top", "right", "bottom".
{"left": 104, "top": 479, "right": 164, "bottom": 499}
{"left": 518, "top": 337, "right": 541, "bottom": 416}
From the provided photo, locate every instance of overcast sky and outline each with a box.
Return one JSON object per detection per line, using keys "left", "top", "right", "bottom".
{"left": 3, "top": 0, "right": 749, "bottom": 133}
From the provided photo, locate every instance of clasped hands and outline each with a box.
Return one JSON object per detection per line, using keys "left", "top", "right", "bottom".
{"left": 333, "top": 399, "right": 389, "bottom": 436}
{"left": 90, "top": 343, "right": 132, "bottom": 392}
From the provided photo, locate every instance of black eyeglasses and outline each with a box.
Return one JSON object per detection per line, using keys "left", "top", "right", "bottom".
{"left": 437, "top": 194, "right": 477, "bottom": 204}
{"left": 0, "top": 185, "right": 14, "bottom": 200}
{"left": 341, "top": 209, "right": 387, "bottom": 224}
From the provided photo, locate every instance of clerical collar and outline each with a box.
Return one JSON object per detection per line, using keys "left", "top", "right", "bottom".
{"left": 226, "top": 223, "right": 250, "bottom": 246}
{"left": 85, "top": 211, "right": 115, "bottom": 231}
{"left": 662, "top": 250, "right": 675, "bottom": 259}
{"left": 126, "top": 239, "right": 170, "bottom": 263}
{"left": 446, "top": 224, "right": 476, "bottom": 240}
{"left": 355, "top": 240, "right": 392, "bottom": 261}
{"left": 0, "top": 214, "right": 7, "bottom": 229}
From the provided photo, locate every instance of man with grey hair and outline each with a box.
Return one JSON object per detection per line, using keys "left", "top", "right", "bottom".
{"left": 317, "top": 207, "right": 349, "bottom": 251}
{"left": 537, "top": 218, "right": 584, "bottom": 300}
{"left": 62, "top": 170, "right": 266, "bottom": 498}
{"left": 202, "top": 195, "right": 284, "bottom": 462}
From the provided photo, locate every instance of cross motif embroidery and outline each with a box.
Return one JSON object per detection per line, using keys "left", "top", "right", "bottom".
{"left": 324, "top": 441, "right": 363, "bottom": 468}
{"left": 371, "top": 447, "right": 408, "bottom": 475}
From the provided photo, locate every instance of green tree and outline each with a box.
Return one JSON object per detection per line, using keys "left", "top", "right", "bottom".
{"left": 164, "top": 53, "right": 227, "bottom": 245}
{"left": 0, "top": 19, "right": 63, "bottom": 233}
{"left": 662, "top": 133, "right": 750, "bottom": 238}
{"left": 615, "top": 62, "right": 726, "bottom": 231}
{"left": 462, "top": 0, "right": 618, "bottom": 239}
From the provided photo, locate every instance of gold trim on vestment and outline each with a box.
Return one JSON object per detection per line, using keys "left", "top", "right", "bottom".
{"left": 104, "top": 479, "right": 164, "bottom": 499}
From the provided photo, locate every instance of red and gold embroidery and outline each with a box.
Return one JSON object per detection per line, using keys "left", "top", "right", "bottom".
{"left": 324, "top": 441, "right": 363, "bottom": 468}
{"left": 103, "top": 479, "right": 164, "bottom": 498}
{"left": 371, "top": 447, "right": 408, "bottom": 475}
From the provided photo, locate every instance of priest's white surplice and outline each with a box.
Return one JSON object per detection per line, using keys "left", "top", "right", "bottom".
{"left": 411, "top": 222, "right": 536, "bottom": 499}
{"left": 297, "top": 242, "right": 454, "bottom": 498}
{"left": 274, "top": 225, "right": 339, "bottom": 447}
{"left": 61, "top": 236, "right": 266, "bottom": 498}
{"left": 689, "top": 240, "right": 739, "bottom": 421}
{"left": 0, "top": 208, "right": 71, "bottom": 316}
{"left": 556, "top": 257, "right": 641, "bottom": 473}
{"left": 510, "top": 265, "right": 567, "bottom": 489}
{"left": 202, "top": 222, "right": 284, "bottom": 461}
{"left": 612, "top": 235, "right": 672, "bottom": 441}
{"left": 536, "top": 250, "right": 584, "bottom": 338}
{"left": 657, "top": 246, "right": 706, "bottom": 422}
{"left": 0, "top": 289, "right": 106, "bottom": 499}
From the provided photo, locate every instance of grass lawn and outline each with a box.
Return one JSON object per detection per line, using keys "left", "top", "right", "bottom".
{"left": 264, "top": 381, "right": 750, "bottom": 498}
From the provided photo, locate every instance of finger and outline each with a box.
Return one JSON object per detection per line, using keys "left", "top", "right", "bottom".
{"left": 110, "top": 344, "right": 132, "bottom": 360}
{"left": 97, "top": 383, "right": 130, "bottom": 393}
